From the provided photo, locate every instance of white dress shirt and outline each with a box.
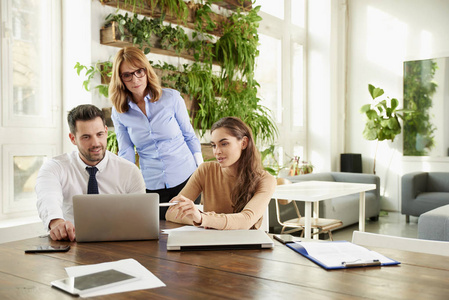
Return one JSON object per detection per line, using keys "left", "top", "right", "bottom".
{"left": 35, "top": 150, "right": 146, "bottom": 230}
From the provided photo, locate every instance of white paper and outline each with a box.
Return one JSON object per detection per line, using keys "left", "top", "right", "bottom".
{"left": 65, "top": 258, "right": 165, "bottom": 298}
{"left": 298, "top": 241, "right": 396, "bottom": 267}
{"left": 161, "top": 225, "right": 207, "bottom": 234}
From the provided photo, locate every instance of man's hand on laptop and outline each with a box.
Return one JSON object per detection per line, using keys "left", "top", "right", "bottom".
{"left": 49, "top": 219, "right": 75, "bottom": 241}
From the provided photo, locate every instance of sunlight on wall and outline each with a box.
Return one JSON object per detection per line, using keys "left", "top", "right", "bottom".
{"left": 419, "top": 30, "right": 433, "bottom": 59}
{"left": 308, "top": 49, "right": 329, "bottom": 171}
{"left": 311, "top": 150, "right": 324, "bottom": 173}
{"left": 366, "top": 6, "right": 407, "bottom": 76}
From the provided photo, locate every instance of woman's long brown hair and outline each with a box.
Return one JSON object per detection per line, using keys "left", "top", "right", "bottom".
{"left": 109, "top": 47, "right": 162, "bottom": 113}
{"left": 211, "top": 117, "right": 265, "bottom": 213}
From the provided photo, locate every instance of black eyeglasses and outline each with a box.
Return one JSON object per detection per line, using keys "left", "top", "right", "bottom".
{"left": 120, "top": 68, "right": 146, "bottom": 82}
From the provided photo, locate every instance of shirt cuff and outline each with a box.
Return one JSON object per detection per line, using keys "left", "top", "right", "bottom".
{"left": 194, "top": 152, "right": 204, "bottom": 166}
{"left": 45, "top": 215, "right": 64, "bottom": 231}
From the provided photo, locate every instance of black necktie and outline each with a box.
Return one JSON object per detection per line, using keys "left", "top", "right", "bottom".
{"left": 86, "top": 167, "right": 99, "bottom": 194}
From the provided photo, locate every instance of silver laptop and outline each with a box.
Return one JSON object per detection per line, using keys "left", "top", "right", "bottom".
{"left": 167, "top": 229, "right": 274, "bottom": 251}
{"left": 73, "top": 193, "right": 159, "bottom": 242}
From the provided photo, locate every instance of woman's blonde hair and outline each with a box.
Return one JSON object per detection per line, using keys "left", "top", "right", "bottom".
{"left": 211, "top": 117, "right": 265, "bottom": 213}
{"left": 109, "top": 47, "right": 162, "bottom": 113}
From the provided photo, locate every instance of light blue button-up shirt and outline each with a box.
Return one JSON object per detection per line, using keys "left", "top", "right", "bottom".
{"left": 111, "top": 88, "right": 202, "bottom": 190}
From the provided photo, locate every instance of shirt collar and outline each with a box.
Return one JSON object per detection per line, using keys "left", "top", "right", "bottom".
{"left": 75, "top": 150, "right": 109, "bottom": 173}
{"left": 127, "top": 94, "right": 151, "bottom": 110}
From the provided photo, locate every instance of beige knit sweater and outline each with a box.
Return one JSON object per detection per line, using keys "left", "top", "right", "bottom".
{"left": 165, "top": 161, "right": 276, "bottom": 230}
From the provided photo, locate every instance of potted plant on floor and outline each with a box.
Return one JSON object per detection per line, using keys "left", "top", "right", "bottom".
{"left": 360, "top": 84, "right": 413, "bottom": 174}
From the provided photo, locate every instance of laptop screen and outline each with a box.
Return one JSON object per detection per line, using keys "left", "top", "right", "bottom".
{"left": 73, "top": 193, "right": 159, "bottom": 242}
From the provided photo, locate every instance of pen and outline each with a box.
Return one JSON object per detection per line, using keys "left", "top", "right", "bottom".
{"left": 159, "top": 201, "right": 179, "bottom": 207}
{"left": 342, "top": 259, "right": 381, "bottom": 267}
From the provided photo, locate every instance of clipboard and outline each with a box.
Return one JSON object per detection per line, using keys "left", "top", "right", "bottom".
{"left": 287, "top": 241, "right": 400, "bottom": 270}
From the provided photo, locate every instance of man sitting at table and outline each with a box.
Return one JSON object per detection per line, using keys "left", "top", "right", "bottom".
{"left": 35, "top": 104, "right": 146, "bottom": 241}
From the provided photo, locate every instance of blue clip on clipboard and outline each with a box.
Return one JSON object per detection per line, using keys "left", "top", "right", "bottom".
{"left": 286, "top": 241, "right": 401, "bottom": 270}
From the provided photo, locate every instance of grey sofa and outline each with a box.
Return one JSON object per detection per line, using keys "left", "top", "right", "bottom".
{"left": 418, "top": 205, "right": 449, "bottom": 241}
{"left": 269, "top": 172, "right": 381, "bottom": 232}
{"left": 401, "top": 172, "right": 449, "bottom": 222}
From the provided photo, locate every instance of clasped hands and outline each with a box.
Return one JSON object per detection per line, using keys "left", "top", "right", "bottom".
{"left": 168, "top": 195, "right": 202, "bottom": 224}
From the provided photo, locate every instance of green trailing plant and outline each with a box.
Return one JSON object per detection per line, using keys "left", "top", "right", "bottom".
{"left": 403, "top": 59, "right": 438, "bottom": 156}
{"left": 105, "top": 13, "right": 163, "bottom": 54}
{"left": 215, "top": 5, "right": 261, "bottom": 84}
{"left": 360, "top": 84, "right": 413, "bottom": 174}
{"left": 194, "top": 1, "right": 217, "bottom": 35}
{"left": 100, "top": 0, "right": 145, "bottom": 12}
{"left": 104, "top": 12, "right": 214, "bottom": 61}
{"left": 148, "top": 0, "right": 189, "bottom": 23}
{"left": 74, "top": 61, "right": 112, "bottom": 97}
{"left": 80, "top": 1, "right": 278, "bottom": 146}
{"left": 219, "top": 79, "right": 277, "bottom": 144}
{"left": 152, "top": 61, "right": 189, "bottom": 92}
{"left": 260, "top": 145, "right": 280, "bottom": 176}
{"left": 107, "top": 130, "right": 119, "bottom": 154}
{"left": 184, "top": 63, "right": 222, "bottom": 130}
{"left": 101, "top": 0, "right": 189, "bottom": 22}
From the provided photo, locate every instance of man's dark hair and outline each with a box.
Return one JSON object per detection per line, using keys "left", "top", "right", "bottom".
{"left": 67, "top": 104, "right": 106, "bottom": 134}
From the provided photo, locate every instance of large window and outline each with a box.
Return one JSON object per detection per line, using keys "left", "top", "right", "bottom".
{"left": 0, "top": 0, "right": 61, "bottom": 219}
{"left": 255, "top": 0, "right": 306, "bottom": 170}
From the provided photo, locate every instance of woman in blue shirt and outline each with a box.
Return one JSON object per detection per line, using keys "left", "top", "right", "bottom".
{"left": 109, "top": 47, "right": 203, "bottom": 219}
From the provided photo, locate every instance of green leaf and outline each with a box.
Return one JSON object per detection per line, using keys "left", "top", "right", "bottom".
{"left": 360, "top": 104, "right": 371, "bottom": 113}
{"left": 390, "top": 98, "right": 399, "bottom": 110}
{"left": 368, "top": 84, "right": 384, "bottom": 99}
{"left": 363, "top": 126, "right": 378, "bottom": 140}
{"left": 264, "top": 167, "right": 277, "bottom": 176}
{"left": 387, "top": 117, "right": 400, "bottom": 130}
{"left": 368, "top": 84, "right": 375, "bottom": 97}
{"left": 372, "top": 87, "right": 384, "bottom": 99}
{"left": 366, "top": 110, "right": 379, "bottom": 120}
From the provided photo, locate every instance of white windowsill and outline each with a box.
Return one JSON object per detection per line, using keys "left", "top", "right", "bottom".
{"left": 0, "top": 216, "right": 47, "bottom": 244}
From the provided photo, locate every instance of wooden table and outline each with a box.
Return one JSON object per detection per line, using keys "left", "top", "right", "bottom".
{"left": 273, "top": 181, "right": 376, "bottom": 239}
{"left": 1, "top": 222, "right": 448, "bottom": 299}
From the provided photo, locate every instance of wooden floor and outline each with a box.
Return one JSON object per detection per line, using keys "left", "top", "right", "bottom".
{"left": 331, "top": 211, "right": 419, "bottom": 241}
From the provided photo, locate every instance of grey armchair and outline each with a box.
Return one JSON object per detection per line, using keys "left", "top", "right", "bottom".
{"left": 401, "top": 172, "right": 449, "bottom": 222}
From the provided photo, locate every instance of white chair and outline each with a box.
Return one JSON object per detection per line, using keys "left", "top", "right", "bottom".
{"left": 352, "top": 231, "right": 449, "bottom": 257}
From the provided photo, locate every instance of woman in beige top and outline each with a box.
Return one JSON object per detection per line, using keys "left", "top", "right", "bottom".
{"left": 166, "top": 117, "right": 276, "bottom": 230}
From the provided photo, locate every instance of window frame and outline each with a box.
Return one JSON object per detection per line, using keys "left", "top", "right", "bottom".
{"left": 1, "top": 0, "right": 59, "bottom": 128}
{"left": 0, "top": 0, "right": 62, "bottom": 220}
{"left": 256, "top": 0, "right": 308, "bottom": 165}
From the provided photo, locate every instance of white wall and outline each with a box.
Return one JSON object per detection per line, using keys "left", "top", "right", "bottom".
{"left": 307, "top": 0, "right": 346, "bottom": 173}
{"left": 62, "top": 0, "right": 92, "bottom": 153}
{"left": 346, "top": 0, "right": 449, "bottom": 211}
